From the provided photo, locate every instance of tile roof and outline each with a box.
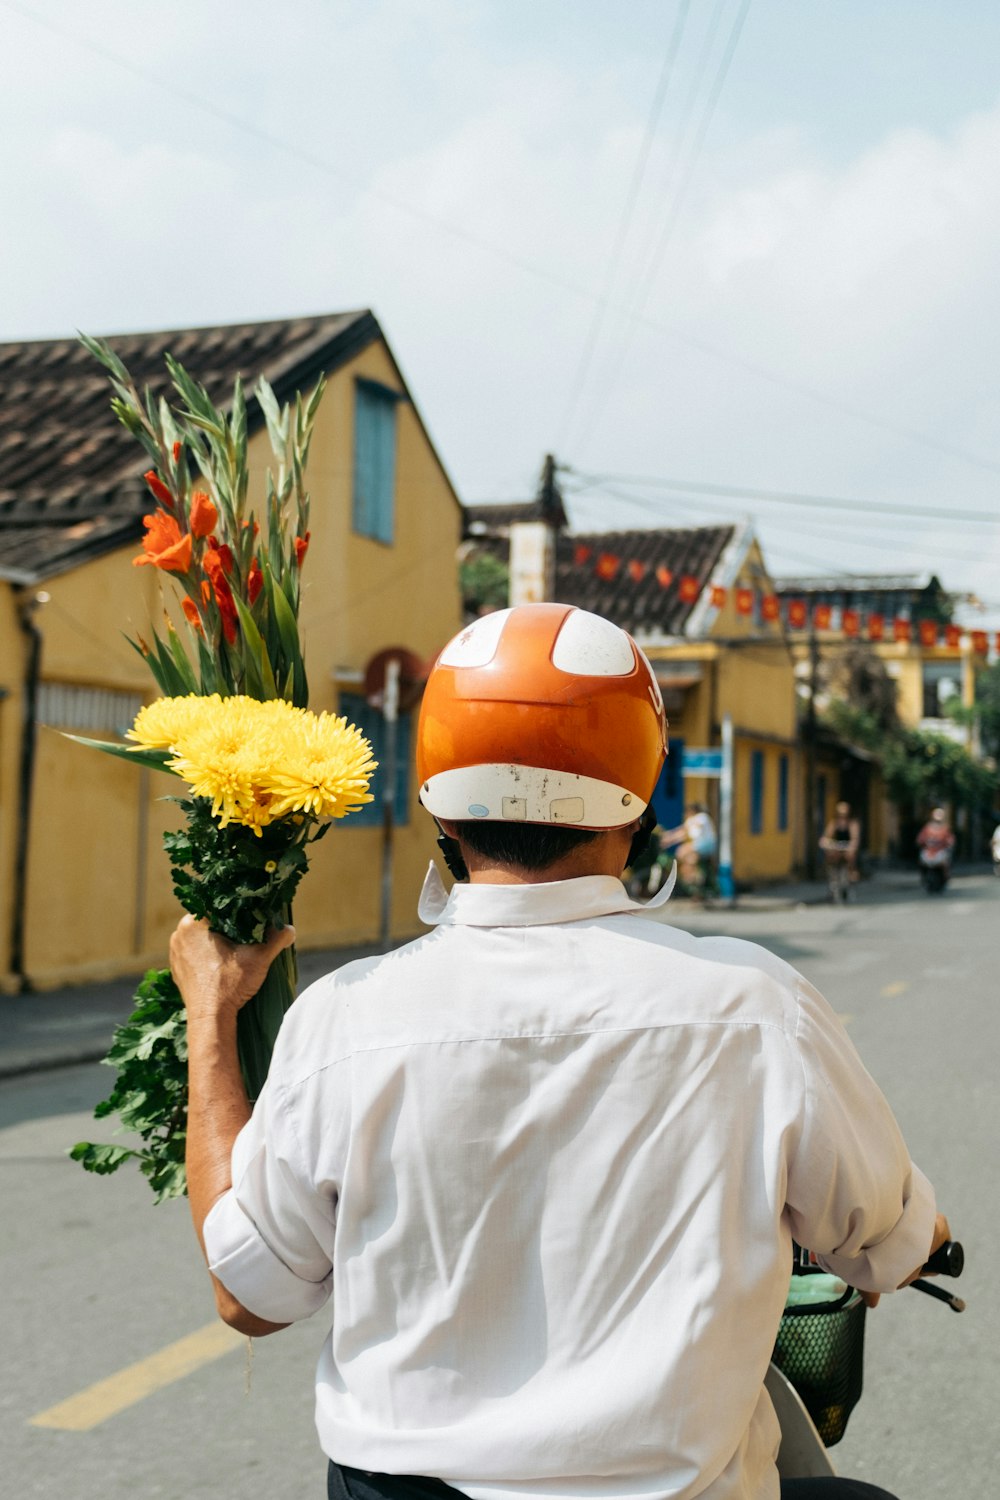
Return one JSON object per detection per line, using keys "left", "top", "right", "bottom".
{"left": 463, "top": 512, "right": 735, "bottom": 637}
{"left": 0, "top": 310, "right": 378, "bottom": 581}
{"left": 555, "top": 526, "right": 735, "bottom": 637}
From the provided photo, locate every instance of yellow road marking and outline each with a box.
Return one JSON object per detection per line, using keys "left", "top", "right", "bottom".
{"left": 880, "top": 980, "right": 909, "bottom": 998}
{"left": 29, "top": 1321, "right": 244, "bottom": 1431}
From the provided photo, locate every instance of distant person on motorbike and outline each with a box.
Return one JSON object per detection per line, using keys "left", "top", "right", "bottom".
{"left": 819, "top": 802, "right": 861, "bottom": 900}
{"left": 171, "top": 604, "right": 948, "bottom": 1500}
{"left": 661, "top": 801, "right": 718, "bottom": 891}
{"left": 917, "top": 807, "right": 955, "bottom": 892}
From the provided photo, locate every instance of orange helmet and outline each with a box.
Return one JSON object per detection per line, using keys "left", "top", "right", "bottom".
{"left": 417, "top": 603, "right": 667, "bottom": 829}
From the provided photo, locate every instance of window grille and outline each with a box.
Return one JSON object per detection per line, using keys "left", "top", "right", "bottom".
{"left": 36, "top": 682, "right": 143, "bottom": 734}
{"left": 339, "top": 692, "right": 411, "bottom": 827}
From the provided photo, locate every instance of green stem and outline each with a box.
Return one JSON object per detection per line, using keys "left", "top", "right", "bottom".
{"left": 236, "top": 907, "right": 298, "bottom": 1099}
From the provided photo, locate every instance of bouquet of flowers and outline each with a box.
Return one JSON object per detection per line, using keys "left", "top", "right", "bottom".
{"left": 70, "top": 338, "right": 377, "bottom": 1202}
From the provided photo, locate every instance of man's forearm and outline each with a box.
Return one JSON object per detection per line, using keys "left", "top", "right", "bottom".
{"left": 186, "top": 1012, "right": 287, "bottom": 1336}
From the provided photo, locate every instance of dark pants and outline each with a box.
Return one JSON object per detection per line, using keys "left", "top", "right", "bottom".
{"left": 328, "top": 1462, "right": 898, "bottom": 1500}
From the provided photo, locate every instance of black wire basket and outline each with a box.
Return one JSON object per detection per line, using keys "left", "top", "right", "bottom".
{"left": 771, "top": 1279, "right": 867, "bottom": 1446}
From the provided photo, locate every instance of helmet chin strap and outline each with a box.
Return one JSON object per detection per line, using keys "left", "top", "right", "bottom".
{"left": 627, "top": 805, "right": 657, "bottom": 870}
{"left": 435, "top": 824, "right": 470, "bottom": 882}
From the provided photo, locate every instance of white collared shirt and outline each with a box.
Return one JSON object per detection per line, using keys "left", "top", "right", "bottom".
{"left": 205, "top": 871, "right": 934, "bottom": 1500}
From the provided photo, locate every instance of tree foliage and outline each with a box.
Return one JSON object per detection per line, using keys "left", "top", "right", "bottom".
{"left": 459, "top": 549, "right": 510, "bottom": 614}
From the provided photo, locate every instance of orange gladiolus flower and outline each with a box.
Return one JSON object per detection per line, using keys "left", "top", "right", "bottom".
{"left": 172, "top": 441, "right": 182, "bottom": 463}
{"left": 133, "top": 511, "right": 192, "bottom": 573}
{"left": 247, "top": 558, "right": 264, "bottom": 605}
{"left": 294, "top": 532, "right": 311, "bottom": 567}
{"left": 189, "top": 490, "right": 218, "bottom": 539}
{"left": 204, "top": 546, "right": 239, "bottom": 644}
{"left": 181, "top": 596, "right": 204, "bottom": 634}
{"left": 143, "top": 469, "right": 174, "bottom": 508}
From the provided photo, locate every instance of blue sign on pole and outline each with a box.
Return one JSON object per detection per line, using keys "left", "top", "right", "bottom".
{"left": 682, "top": 747, "right": 724, "bottom": 775}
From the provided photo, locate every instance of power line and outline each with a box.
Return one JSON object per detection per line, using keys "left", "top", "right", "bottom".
{"left": 564, "top": 485, "right": 996, "bottom": 564}
{"left": 556, "top": 0, "right": 692, "bottom": 450}
{"left": 8, "top": 0, "right": 1000, "bottom": 483}
{"left": 566, "top": 468, "right": 1000, "bottom": 525}
{"left": 576, "top": 0, "right": 754, "bottom": 442}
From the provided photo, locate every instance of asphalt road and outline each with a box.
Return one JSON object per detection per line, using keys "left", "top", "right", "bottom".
{"left": 2, "top": 872, "right": 997, "bottom": 1500}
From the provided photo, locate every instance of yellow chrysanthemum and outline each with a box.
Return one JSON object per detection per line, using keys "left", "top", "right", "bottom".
{"left": 127, "top": 695, "right": 377, "bottom": 834}
{"left": 264, "top": 712, "right": 379, "bottom": 820}
{"left": 129, "top": 693, "right": 220, "bottom": 750}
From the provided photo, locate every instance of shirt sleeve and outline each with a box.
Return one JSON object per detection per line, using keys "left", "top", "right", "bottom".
{"left": 203, "top": 1065, "right": 339, "bottom": 1325}
{"left": 785, "top": 977, "right": 936, "bottom": 1294}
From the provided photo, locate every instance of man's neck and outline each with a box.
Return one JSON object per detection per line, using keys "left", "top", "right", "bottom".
{"left": 464, "top": 829, "right": 632, "bottom": 886}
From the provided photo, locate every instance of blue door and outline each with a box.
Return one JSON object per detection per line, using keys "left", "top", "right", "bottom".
{"left": 651, "top": 738, "right": 684, "bottom": 830}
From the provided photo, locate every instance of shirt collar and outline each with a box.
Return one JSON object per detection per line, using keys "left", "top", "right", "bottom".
{"left": 417, "top": 860, "right": 676, "bottom": 927}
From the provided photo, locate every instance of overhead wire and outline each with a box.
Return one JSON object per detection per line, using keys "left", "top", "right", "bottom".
{"left": 565, "top": 468, "right": 1000, "bottom": 526}
{"left": 556, "top": 0, "right": 692, "bottom": 451}
{"left": 575, "top": 0, "right": 754, "bottom": 444}
{"left": 8, "top": 0, "right": 1000, "bottom": 482}
{"left": 561, "top": 479, "right": 997, "bottom": 569}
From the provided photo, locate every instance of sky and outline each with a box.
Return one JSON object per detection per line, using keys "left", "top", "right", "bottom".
{"left": 3, "top": 0, "right": 999, "bottom": 627}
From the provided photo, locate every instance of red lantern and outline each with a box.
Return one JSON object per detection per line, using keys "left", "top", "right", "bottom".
{"left": 573, "top": 543, "right": 592, "bottom": 566}
{"left": 596, "top": 552, "right": 620, "bottom": 580}
{"left": 678, "top": 575, "right": 701, "bottom": 603}
{"left": 893, "top": 618, "right": 911, "bottom": 643}
{"left": 918, "top": 619, "right": 938, "bottom": 647}
{"left": 710, "top": 584, "right": 727, "bottom": 608}
{"left": 971, "top": 630, "right": 988, "bottom": 654}
{"left": 842, "top": 609, "right": 860, "bottom": 637}
{"left": 787, "top": 599, "right": 807, "bottom": 629}
{"left": 656, "top": 564, "right": 674, "bottom": 589}
{"left": 736, "top": 588, "right": 754, "bottom": 616}
{"left": 761, "top": 594, "right": 780, "bottom": 621}
{"left": 627, "top": 559, "right": 646, "bottom": 583}
{"left": 944, "top": 624, "right": 962, "bottom": 649}
{"left": 813, "top": 603, "right": 832, "bottom": 630}
{"left": 868, "top": 614, "right": 885, "bottom": 641}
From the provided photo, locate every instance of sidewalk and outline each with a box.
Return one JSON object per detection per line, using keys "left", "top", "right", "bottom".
{"left": 0, "top": 866, "right": 943, "bottom": 1081}
{"left": 0, "top": 940, "right": 390, "bottom": 1082}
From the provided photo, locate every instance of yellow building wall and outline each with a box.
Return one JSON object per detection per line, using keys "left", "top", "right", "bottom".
{"left": 3, "top": 337, "right": 462, "bottom": 989}
{"left": 648, "top": 631, "right": 798, "bottom": 883}
{"left": 733, "top": 737, "right": 796, "bottom": 881}
{"left": 0, "top": 586, "right": 25, "bottom": 982}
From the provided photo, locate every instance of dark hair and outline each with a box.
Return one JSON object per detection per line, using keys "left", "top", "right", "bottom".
{"left": 452, "top": 820, "right": 600, "bottom": 872}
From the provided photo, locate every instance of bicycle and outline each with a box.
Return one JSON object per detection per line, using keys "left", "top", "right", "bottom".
{"left": 819, "top": 843, "right": 853, "bottom": 904}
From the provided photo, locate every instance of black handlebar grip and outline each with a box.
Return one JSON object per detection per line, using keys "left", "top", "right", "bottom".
{"left": 922, "top": 1240, "right": 964, "bottom": 1278}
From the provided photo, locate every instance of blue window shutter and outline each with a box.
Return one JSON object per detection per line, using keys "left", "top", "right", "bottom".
{"left": 778, "top": 753, "right": 789, "bottom": 832}
{"left": 353, "top": 381, "right": 398, "bottom": 543}
{"left": 339, "top": 692, "right": 410, "bottom": 827}
{"left": 750, "top": 749, "right": 765, "bottom": 835}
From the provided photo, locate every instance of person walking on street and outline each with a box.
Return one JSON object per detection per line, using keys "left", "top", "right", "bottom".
{"left": 172, "top": 604, "right": 947, "bottom": 1500}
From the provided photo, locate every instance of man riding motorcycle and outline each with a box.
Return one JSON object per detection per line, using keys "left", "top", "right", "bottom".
{"left": 916, "top": 808, "right": 955, "bottom": 893}
{"left": 172, "top": 604, "right": 947, "bottom": 1500}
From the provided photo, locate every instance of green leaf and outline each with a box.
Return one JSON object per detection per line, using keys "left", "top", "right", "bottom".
{"left": 269, "top": 573, "right": 308, "bottom": 706}
{"left": 232, "top": 594, "right": 278, "bottom": 699}
{"left": 69, "top": 1142, "right": 145, "bottom": 1175}
{"left": 255, "top": 377, "right": 288, "bottom": 457}
{"left": 61, "top": 733, "right": 176, "bottom": 775}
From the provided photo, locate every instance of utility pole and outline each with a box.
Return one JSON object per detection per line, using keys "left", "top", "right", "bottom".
{"left": 804, "top": 626, "right": 819, "bottom": 881}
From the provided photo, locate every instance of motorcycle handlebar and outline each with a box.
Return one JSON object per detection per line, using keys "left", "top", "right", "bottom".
{"left": 922, "top": 1239, "right": 964, "bottom": 1278}
{"left": 911, "top": 1240, "right": 966, "bottom": 1312}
